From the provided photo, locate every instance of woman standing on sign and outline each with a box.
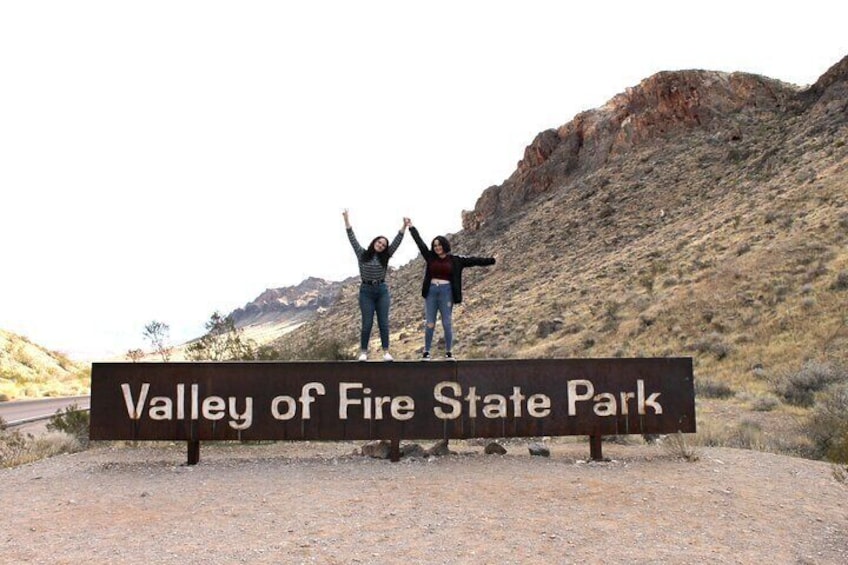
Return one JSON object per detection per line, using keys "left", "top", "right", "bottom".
{"left": 344, "top": 209, "right": 407, "bottom": 361}
{"left": 407, "top": 218, "right": 495, "bottom": 360}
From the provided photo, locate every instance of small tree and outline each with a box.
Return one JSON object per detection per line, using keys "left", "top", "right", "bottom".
{"left": 125, "top": 348, "right": 144, "bottom": 363}
{"left": 185, "top": 312, "right": 256, "bottom": 361}
{"left": 143, "top": 320, "right": 172, "bottom": 362}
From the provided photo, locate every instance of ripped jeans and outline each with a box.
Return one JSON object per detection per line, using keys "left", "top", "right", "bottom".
{"left": 424, "top": 283, "right": 453, "bottom": 353}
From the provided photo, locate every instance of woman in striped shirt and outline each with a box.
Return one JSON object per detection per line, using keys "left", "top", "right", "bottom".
{"left": 343, "top": 209, "right": 407, "bottom": 361}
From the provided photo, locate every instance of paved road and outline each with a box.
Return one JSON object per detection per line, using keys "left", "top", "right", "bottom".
{"left": 0, "top": 395, "right": 90, "bottom": 426}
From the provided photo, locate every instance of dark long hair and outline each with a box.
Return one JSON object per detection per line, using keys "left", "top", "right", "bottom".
{"left": 431, "top": 236, "right": 451, "bottom": 254}
{"left": 361, "top": 236, "right": 391, "bottom": 267}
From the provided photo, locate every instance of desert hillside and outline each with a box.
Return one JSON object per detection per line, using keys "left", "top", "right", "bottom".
{"left": 273, "top": 56, "right": 847, "bottom": 366}
{"left": 0, "top": 329, "right": 89, "bottom": 400}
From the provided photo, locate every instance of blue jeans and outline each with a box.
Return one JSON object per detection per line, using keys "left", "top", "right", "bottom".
{"left": 424, "top": 283, "right": 453, "bottom": 353}
{"left": 359, "top": 283, "right": 390, "bottom": 351}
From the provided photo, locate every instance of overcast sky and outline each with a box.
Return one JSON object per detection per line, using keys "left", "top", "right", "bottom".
{"left": 1, "top": 1, "right": 846, "bottom": 361}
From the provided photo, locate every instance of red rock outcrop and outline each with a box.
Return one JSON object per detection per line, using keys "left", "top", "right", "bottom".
{"left": 462, "top": 69, "right": 801, "bottom": 231}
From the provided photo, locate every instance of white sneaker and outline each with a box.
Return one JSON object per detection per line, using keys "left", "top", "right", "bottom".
{"left": 382, "top": 352, "right": 394, "bottom": 361}
{"left": 357, "top": 351, "right": 367, "bottom": 361}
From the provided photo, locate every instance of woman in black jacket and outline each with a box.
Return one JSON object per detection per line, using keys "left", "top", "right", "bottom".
{"left": 406, "top": 218, "right": 495, "bottom": 360}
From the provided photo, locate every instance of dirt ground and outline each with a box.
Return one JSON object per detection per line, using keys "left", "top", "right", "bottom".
{"left": 3, "top": 438, "right": 847, "bottom": 564}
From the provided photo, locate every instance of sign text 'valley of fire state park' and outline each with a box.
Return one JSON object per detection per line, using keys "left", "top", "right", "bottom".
{"left": 90, "top": 358, "right": 695, "bottom": 443}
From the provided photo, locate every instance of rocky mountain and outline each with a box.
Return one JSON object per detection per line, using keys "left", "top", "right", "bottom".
{"left": 230, "top": 276, "right": 345, "bottom": 326}
{"left": 269, "top": 55, "right": 848, "bottom": 392}
{"left": 227, "top": 276, "right": 347, "bottom": 345}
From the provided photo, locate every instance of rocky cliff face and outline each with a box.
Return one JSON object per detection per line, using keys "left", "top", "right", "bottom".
{"left": 461, "top": 68, "right": 804, "bottom": 231}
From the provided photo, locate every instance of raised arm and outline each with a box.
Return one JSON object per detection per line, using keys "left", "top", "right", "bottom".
{"left": 407, "top": 220, "right": 430, "bottom": 257}
{"left": 387, "top": 218, "right": 408, "bottom": 256}
{"left": 343, "top": 209, "right": 364, "bottom": 256}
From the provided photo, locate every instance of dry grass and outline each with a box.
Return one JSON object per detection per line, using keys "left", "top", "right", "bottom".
{"left": 0, "top": 428, "right": 82, "bottom": 468}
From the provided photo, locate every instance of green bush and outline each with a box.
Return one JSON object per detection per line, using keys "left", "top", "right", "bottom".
{"left": 46, "top": 404, "right": 90, "bottom": 446}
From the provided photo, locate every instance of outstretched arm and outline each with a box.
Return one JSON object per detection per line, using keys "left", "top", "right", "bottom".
{"left": 459, "top": 254, "right": 496, "bottom": 268}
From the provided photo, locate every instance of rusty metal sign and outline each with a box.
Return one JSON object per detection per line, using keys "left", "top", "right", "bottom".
{"left": 90, "top": 358, "right": 694, "bottom": 443}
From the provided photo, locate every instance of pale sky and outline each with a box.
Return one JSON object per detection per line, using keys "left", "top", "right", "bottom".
{"left": 1, "top": 1, "right": 846, "bottom": 361}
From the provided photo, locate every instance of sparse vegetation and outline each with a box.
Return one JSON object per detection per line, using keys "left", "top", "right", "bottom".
{"left": 275, "top": 336, "right": 355, "bottom": 361}
{"left": 831, "top": 271, "right": 848, "bottom": 291}
{"left": 748, "top": 394, "right": 780, "bottom": 412}
{"left": 689, "top": 333, "right": 732, "bottom": 361}
{"left": 695, "top": 378, "right": 734, "bottom": 399}
{"left": 803, "top": 383, "right": 848, "bottom": 463}
{"left": 0, "top": 416, "right": 82, "bottom": 468}
{"left": 0, "top": 330, "right": 90, "bottom": 400}
{"left": 185, "top": 312, "right": 257, "bottom": 361}
{"left": 125, "top": 348, "right": 144, "bottom": 362}
{"left": 774, "top": 359, "right": 846, "bottom": 408}
{"left": 46, "top": 403, "right": 90, "bottom": 447}
{"left": 663, "top": 431, "right": 700, "bottom": 461}
{"left": 143, "top": 320, "right": 172, "bottom": 362}
{"left": 834, "top": 464, "right": 848, "bottom": 485}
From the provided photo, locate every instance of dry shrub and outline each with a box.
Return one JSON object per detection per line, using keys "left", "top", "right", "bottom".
{"left": 693, "top": 417, "right": 810, "bottom": 457}
{"left": 0, "top": 428, "right": 81, "bottom": 468}
{"left": 695, "top": 378, "right": 734, "bottom": 399}
{"left": 726, "top": 418, "right": 766, "bottom": 450}
{"left": 749, "top": 393, "right": 781, "bottom": 412}
{"left": 775, "top": 359, "right": 846, "bottom": 407}
{"left": 834, "top": 465, "right": 848, "bottom": 485}
{"left": 663, "top": 431, "right": 700, "bottom": 461}
{"left": 689, "top": 332, "right": 732, "bottom": 360}
{"left": 803, "top": 382, "right": 848, "bottom": 463}
{"left": 831, "top": 271, "right": 848, "bottom": 291}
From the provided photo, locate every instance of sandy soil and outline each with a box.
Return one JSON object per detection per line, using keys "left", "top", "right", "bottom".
{"left": 3, "top": 439, "right": 847, "bottom": 564}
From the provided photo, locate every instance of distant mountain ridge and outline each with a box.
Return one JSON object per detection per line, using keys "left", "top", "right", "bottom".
{"left": 229, "top": 276, "right": 346, "bottom": 327}
{"left": 223, "top": 277, "right": 347, "bottom": 347}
